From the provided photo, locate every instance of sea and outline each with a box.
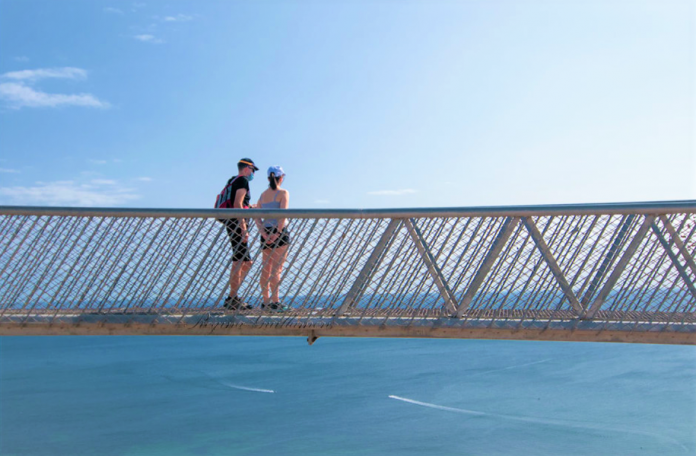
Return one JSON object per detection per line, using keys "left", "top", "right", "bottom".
{"left": 1, "top": 337, "right": 694, "bottom": 456}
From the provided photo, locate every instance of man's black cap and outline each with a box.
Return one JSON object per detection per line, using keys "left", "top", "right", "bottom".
{"left": 238, "top": 158, "right": 259, "bottom": 171}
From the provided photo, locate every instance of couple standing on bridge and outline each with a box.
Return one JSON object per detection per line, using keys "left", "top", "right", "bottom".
{"left": 215, "top": 158, "right": 291, "bottom": 312}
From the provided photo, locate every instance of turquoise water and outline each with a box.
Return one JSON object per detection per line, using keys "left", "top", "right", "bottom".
{"left": 1, "top": 337, "right": 694, "bottom": 456}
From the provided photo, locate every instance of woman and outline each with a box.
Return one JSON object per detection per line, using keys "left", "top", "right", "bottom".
{"left": 254, "top": 166, "right": 291, "bottom": 311}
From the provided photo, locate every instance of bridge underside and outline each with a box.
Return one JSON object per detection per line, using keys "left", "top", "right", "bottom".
{"left": 2, "top": 309, "right": 694, "bottom": 344}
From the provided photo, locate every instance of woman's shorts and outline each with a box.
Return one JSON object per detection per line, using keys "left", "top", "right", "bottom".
{"left": 261, "top": 227, "right": 291, "bottom": 251}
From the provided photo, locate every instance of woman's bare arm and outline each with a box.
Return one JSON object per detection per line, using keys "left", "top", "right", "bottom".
{"left": 254, "top": 195, "right": 265, "bottom": 238}
{"left": 277, "top": 190, "right": 289, "bottom": 231}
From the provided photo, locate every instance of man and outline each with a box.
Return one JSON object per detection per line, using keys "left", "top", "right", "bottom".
{"left": 223, "top": 158, "right": 259, "bottom": 310}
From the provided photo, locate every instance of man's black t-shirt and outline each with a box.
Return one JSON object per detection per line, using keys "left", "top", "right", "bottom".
{"left": 229, "top": 175, "right": 251, "bottom": 209}
{"left": 225, "top": 175, "right": 251, "bottom": 237}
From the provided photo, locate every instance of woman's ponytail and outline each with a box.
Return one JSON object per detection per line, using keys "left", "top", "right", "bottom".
{"left": 269, "top": 173, "right": 278, "bottom": 190}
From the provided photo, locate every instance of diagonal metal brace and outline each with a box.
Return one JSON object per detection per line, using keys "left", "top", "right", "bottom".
{"left": 457, "top": 217, "right": 519, "bottom": 318}
{"left": 334, "top": 218, "right": 402, "bottom": 318}
{"left": 403, "top": 218, "right": 458, "bottom": 315}
{"left": 585, "top": 215, "right": 654, "bottom": 319}
{"left": 659, "top": 215, "right": 696, "bottom": 280}
{"left": 581, "top": 214, "right": 635, "bottom": 307}
{"left": 651, "top": 220, "right": 696, "bottom": 303}
{"left": 522, "top": 217, "right": 583, "bottom": 315}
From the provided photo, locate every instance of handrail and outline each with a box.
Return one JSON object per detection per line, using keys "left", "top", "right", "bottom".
{"left": 1, "top": 199, "right": 695, "bottom": 219}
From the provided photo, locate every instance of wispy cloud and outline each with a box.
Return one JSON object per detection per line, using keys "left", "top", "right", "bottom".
{"left": 0, "top": 83, "right": 109, "bottom": 109}
{"left": 14, "top": 56, "right": 29, "bottom": 63}
{"left": 0, "top": 67, "right": 109, "bottom": 110}
{"left": 162, "top": 14, "right": 193, "bottom": 22}
{"left": 2, "top": 67, "right": 87, "bottom": 82}
{"left": 136, "top": 177, "right": 153, "bottom": 182}
{"left": 0, "top": 168, "right": 20, "bottom": 174}
{"left": 0, "top": 180, "right": 139, "bottom": 207}
{"left": 91, "top": 179, "right": 117, "bottom": 185}
{"left": 367, "top": 189, "right": 417, "bottom": 196}
{"left": 103, "top": 6, "right": 124, "bottom": 15}
{"left": 134, "top": 34, "right": 164, "bottom": 44}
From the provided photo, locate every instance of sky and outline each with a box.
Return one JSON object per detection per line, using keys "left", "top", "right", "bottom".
{"left": 0, "top": 0, "right": 694, "bottom": 209}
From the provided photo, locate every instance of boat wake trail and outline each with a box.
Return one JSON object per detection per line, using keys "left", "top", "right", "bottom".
{"left": 201, "top": 371, "right": 275, "bottom": 394}
{"left": 389, "top": 395, "right": 486, "bottom": 416}
{"left": 222, "top": 382, "right": 275, "bottom": 394}
{"left": 388, "top": 395, "right": 689, "bottom": 452}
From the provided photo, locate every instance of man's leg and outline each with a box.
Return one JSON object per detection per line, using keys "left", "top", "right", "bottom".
{"left": 229, "top": 260, "right": 253, "bottom": 295}
{"left": 229, "top": 260, "right": 244, "bottom": 297}
{"left": 225, "top": 222, "right": 253, "bottom": 308}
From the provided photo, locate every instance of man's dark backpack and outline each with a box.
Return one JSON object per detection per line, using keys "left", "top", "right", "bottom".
{"left": 215, "top": 176, "right": 240, "bottom": 209}
{"left": 214, "top": 176, "right": 246, "bottom": 223}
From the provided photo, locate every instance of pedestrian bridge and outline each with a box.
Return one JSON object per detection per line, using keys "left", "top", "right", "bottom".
{"left": 1, "top": 202, "right": 695, "bottom": 344}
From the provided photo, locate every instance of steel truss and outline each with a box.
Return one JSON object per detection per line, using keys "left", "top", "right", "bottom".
{"left": 1, "top": 201, "right": 695, "bottom": 344}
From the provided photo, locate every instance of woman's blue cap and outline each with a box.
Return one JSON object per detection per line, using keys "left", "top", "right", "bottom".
{"left": 267, "top": 165, "right": 285, "bottom": 178}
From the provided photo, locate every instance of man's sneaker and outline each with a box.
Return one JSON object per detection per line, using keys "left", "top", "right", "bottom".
{"left": 223, "top": 296, "right": 252, "bottom": 311}
{"left": 263, "top": 302, "right": 289, "bottom": 312}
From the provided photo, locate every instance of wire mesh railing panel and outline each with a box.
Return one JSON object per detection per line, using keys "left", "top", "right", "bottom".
{"left": 465, "top": 218, "right": 572, "bottom": 317}
{"left": 576, "top": 215, "right": 640, "bottom": 306}
{"left": 419, "top": 217, "right": 502, "bottom": 306}
{"left": 599, "top": 215, "right": 696, "bottom": 317}
{"left": 347, "top": 219, "right": 445, "bottom": 316}
{"left": 1, "top": 202, "right": 696, "bottom": 339}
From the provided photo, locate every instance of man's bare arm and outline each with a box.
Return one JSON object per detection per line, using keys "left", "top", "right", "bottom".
{"left": 233, "top": 188, "right": 248, "bottom": 236}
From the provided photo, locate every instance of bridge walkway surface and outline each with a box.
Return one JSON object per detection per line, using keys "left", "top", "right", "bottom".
{"left": 1, "top": 201, "right": 695, "bottom": 344}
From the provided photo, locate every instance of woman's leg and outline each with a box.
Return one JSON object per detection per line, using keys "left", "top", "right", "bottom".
{"left": 269, "top": 245, "right": 288, "bottom": 303}
{"left": 260, "top": 249, "right": 272, "bottom": 305}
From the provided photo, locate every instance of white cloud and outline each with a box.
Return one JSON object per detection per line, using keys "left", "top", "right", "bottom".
{"left": 132, "top": 2, "right": 146, "bottom": 8}
{"left": 163, "top": 14, "right": 193, "bottom": 22}
{"left": 137, "top": 177, "right": 153, "bottom": 182}
{"left": 0, "top": 67, "right": 109, "bottom": 110}
{"left": 104, "top": 6, "right": 124, "bottom": 15}
{"left": 1, "top": 67, "right": 87, "bottom": 82}
{"left": 0, "top": 180, "right": 139, "bottom": 207}
{"left": 0, "top": 82, "right": 110, "bottom": 109}
{"left": 14, "top": 56, "right": 29, "bottom": 63}
{"left": 91, "top": 179, "right": 117, "bottom": 185}
{"left": 89, "top": 159, "right": 108, "bottom": 165}
{"left": 0, "top": 168, "right": 20, "bottom": 173}
{"left": 134, "top": 34, "right": 164, "bottom": 44}
{"left": 367, "top": 189, "right": 417, "bottom": 196}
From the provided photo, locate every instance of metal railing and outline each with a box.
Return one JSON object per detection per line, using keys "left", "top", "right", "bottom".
{"left": 1, "top": 201, "right": 695, "bottom": 344}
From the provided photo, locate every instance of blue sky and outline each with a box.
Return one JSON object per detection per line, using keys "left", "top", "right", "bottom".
{"left": 0, "top": 0, "right": 693, "bottom": 209}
